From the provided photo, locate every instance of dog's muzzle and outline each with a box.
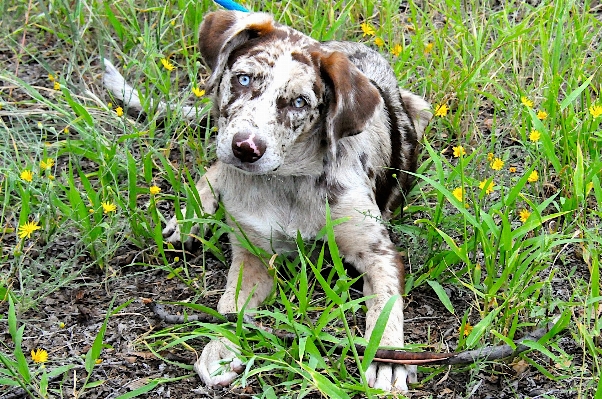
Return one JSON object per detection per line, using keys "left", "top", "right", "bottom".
{"left": 231, "top": 132, "right": 267, "bottom": 163}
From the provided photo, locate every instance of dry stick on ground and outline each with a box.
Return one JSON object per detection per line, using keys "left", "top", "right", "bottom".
{"left": 145, "top": 300, "right": 560, "bottom": 366}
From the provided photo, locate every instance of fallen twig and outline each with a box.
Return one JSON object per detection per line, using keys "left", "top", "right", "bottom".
{"left": 144, "top": 300, "right": 560, "bottom": 366}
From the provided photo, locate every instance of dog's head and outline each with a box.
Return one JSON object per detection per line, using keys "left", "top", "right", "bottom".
{"left": 198, "top": 11, "right": 382, "bottom": 175}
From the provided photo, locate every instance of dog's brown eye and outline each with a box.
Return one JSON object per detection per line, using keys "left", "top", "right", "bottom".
{"left": 292, "top": 96, "right": 306, "bottom": 108}
{"left": 237, "top": 74, "right": 251, "bottom": 87}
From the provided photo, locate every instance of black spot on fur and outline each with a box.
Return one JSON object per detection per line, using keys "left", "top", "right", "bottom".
{"left": 372, "top": 83, "right": 418, "bottom": 216}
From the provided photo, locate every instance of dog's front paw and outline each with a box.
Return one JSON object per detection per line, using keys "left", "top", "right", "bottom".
{"left": 194, "top": 339, "right": 245, "bottom": 387}
{"left": 162, "top": 212, "right": 200, "bottom": 250}
{"left": 366, "top": 363, "right": 417, "bottom": 392}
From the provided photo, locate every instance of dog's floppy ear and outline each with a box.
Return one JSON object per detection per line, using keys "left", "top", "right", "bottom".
{"left": 315, "top": 51, "right": 382, "bottom": 159}
{"left": 199, "top": 10, "right": 275, "bottom": 90}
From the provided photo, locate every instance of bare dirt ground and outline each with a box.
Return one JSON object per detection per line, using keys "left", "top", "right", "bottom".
{"left": 0, "top": 241, "right": 589, "bottom": 398}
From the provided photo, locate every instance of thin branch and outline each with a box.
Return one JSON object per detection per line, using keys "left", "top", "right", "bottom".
{"left": 145, "top": 300, "right": 561, "bottom": 366}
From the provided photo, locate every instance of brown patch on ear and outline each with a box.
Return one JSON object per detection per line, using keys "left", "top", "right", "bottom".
{"left": 198, "top": 11, "right": 239, "bottom": 70}
{"left": 246, "top": 20, "right": 275, "bottom": 37}
{"left": 198, "top": 11, "right": 275, "bottom": 72}
{"left": 313, "top": 51, "right": 382, "bottom": 157}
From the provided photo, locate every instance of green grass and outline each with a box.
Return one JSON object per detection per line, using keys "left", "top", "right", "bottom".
{"left": 1, "top": 0, "right": 601, "bottom": 397}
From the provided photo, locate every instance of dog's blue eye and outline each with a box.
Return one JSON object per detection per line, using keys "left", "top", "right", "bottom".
{"left": 237, "top": 75, "right": 251, "bottom": 86}
{"left": 292, "top": 96, "right": 306, "bottom": 108}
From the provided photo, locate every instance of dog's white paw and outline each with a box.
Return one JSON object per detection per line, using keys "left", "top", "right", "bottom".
{"left": 194, "top": 339, "right": 245, "bottom": 387}
{"left": 162, "top": 211, "right": 200, "bottom": 250}
{"left": 366, "top": 363, "right": 416, "bottom": 392}
{"left": 162, "top": 215, "right": 183, "bottom": 243}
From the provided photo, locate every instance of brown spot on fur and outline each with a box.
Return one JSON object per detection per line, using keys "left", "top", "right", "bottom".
{"left": 315, "top": 172, "right": 345, "bottom": 206}
{"left": 367, "top": 241, "right": 405, "bottom": 294}
{"left": 291, "top": 52, "right": 312, "bottom": 66}
{"left": 394, "top": 252, "right": 406, "bottom": 295}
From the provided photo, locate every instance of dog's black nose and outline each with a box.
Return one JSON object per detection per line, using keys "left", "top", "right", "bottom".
{"left": 232, "top": 132, "right": 266, "bottom": 163}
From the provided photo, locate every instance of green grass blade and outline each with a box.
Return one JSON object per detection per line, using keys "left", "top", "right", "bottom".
{"left": 427, "top": 280, "right": 455, "bottom": 314}
{"left": 360, "top": 294, "right": 398, "bottom": 372}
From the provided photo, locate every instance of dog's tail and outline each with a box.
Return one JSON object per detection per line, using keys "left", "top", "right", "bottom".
{"left": 102, "top": 59, "right": 198, "bottom": 120}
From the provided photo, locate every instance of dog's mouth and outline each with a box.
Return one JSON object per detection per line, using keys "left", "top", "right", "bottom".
{"left": 224, "top": 158, "right": 280, "bottom": 175}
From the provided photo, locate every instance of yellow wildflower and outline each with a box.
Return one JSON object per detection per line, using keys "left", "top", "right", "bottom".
{"left": 31, "top": 348, "right": 48, "bottom": 364}
{"left": 40, "top": 158, "right": 55, "bottom": 170}
{"left": 20, "top": 169, "right": 34, "bottom": 182}
{"left": 115, "top": 107, "right": 124, "bottom": 117}
{"left": 161, "top": 58, "right": 175, "bottom": 71}
{"left": 53, "top": 81, "right": 61, "bottom": 91}
{"left": 107, "top": 102, "right": 113, "bottom": 108}
{"left": 490, "top": 158, "right": 504, "bottom": 171}
{"left": 527, "top": 170, "right": 539, "bottom": 183}
{"left": 589, "top": 105, "right": 602, "bottom": 118}
{"left": 487, "top": 152, "right": 494, "bottom": 162}
{"left": 519, "top": 209, "right": 531, "bottom": 223}
{"left": 360, "top": 22, "right": 376, "bottom": 37}
{"left": 390, "top": 44, "right": 402, "bottom": 57}
{"left": 536, "top": 110, "right": 548, "bottom": 120}
{"left": 478, "top": 179, "right": 494, "bottom": 195}
{"left": 63, "top": 127, "right": 70, "bottom": 134}
{"left": 374, "top": 37, "right": 385, "bottom": 48}
{"left": 452, "top": 187, "right": 464, "bottom": 202}
{"left": 509, "top": 167, "right": 517, "bottom": 173}
{"left": 424, "top": 42, "right": 434, "bottom": 55}
{"left": 48, "top": 74, "right": 55, "bottom": 82}
{"left": 460, "top": 322, "right": 473, "bottom": 337}
{"left": 434, "top": 103, "right": 449, "bottom": 117}
{"left": 192, "top": 87, "right": 205, "bottom": 97}
{"left": 521, "top": 96, "right": 533, "bottom": 108}
{"left": 102, "top": 202, "right": 117, "bottom": 214}
{"left": 18, "top": 221, "right": 41, "bottom": 239}
{"left": 452, "top": 145, "right": 466, "bottom": 158}
{"left": 149, "top": 185, "right": 161, "bottom": 195}
{"left": 529, "top": 129, "right": 541, "bottom": 142}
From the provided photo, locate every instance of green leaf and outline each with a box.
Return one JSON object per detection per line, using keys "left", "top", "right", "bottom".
{"left": 85, "top": 298, "right": 115, "bottom": 374}
{"left": 40, "top": 369, "right": 48, "bottom": 397}
{"left": 427, "top": 280, "right": 455, "bottom": 314}
{"left": 83, "top": 380, "right": 106, "bottom": 389}
{"left": 574, "top": 143, "right": 584, "bottom": 204}
{"left": 559, "top": 74, "right": 595, "bottom": 111}
{"left": 0, "top": 378, "right": 21, "bottom": 386}
{"left": 62, "top": 87, "right": 93, "bottom": 126}
{"left": 361, "top": 295, "right": 398, "bottom": 371}
{"left": 298, "top": 363, "right": 350, "bottom": 399}
{"left": 465, "top": 307, "right": 501, "bottom": 348}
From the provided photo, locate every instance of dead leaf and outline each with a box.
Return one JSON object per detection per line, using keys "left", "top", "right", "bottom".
{"left": 512, "top": 359, "right": 529, "bottom": 374}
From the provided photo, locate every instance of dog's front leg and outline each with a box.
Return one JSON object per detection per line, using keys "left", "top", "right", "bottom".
{"left": 162, "top": 164, "right": 221, "bottom": 249}
{"left": 333, "top": 207, "right": 416, "bottom": 392}
{"left": 195, "top": 240, "right": 274, "bottom": 387}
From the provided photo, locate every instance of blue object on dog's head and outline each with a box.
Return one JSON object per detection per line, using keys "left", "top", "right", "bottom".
{"left": 213, "top": 0, "right": 249, "bottom": 12}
